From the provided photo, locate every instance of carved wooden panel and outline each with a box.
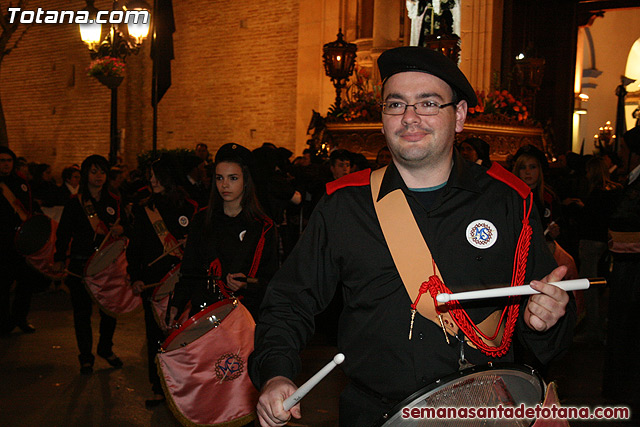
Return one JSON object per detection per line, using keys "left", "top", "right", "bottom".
{"left": 326, "top": 122, "right": 545, "bottom": 162}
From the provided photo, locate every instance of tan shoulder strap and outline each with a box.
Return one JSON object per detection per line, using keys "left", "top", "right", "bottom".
{"left": 370, "top": 167, "right": 503, "bottom": 345}
{"left": 144, "top": 205, "right": 183, "bottom": 259}
{"left": 78, "top": 194, "right": 108, "bottom": 235}
{"left": 0, "top": 181, "right": 28, "bottom": 222}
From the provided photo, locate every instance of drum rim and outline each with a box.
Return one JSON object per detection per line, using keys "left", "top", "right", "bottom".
{"left": 84, "top": 237, "right": 128, "bottom": 277}
{"left": 161, "top": 298, "right": 237, "bottom": 351}
{"left": 375, "top": 362, "right": 544, "bottom": 427}
{"left": 15, "top": 214, "right": 52, "bottom": 256}
{"left": 152, "top": 263, "right": 181, "bottom": 299}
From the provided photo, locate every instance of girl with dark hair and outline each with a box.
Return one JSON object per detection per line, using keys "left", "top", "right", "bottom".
{"left": 0, "top": 147, "right": 38, "bottom": 335}
{"left": 127, "top": 154, "right": 198, "bottom": 407}
{"left": 30, "top": 163, "right": 60, "bottom": 207}
{"left": 168, "top": 143, "right": 278, "bottom": 324}
{"left": 52, "top": 155, "right": 125, "bottom": 374}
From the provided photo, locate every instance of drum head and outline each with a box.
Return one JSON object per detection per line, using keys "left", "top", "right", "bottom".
{"left": 153, "top": 265, "right": 181, "bottom": 301}
{"left": 162, "top": 299, "right": 237, "bottom": 352}
{"left": 85, "top": 239, "right": 127, "bottom": 277}
{"left": 377, "top": 363, "right": 544, "bottom": 427}
{"left": 15, "top": 215, "right": 52, "bottom": 256}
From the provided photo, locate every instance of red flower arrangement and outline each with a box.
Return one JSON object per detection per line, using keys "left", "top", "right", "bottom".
{"left": 87, "top": 56, "right": 125, "bottom": 78}
{"left": 467, "top": 89, "right": 533, "bottom": 125}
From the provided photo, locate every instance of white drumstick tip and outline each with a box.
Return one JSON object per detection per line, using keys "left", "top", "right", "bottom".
{"left": 436, "top": 293, "right": 451, "bottom": 303}
{"left": 282, "top": 353, "right": 345, "bottom": 411}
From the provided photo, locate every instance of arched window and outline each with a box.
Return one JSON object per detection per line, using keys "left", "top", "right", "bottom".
{"left": 625, "top": 39, "right": 640, "bottom": 128}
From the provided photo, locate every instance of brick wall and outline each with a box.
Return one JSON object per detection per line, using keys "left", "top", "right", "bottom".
{"left": 1, "top": 0, "right": 300, "bottom": 178}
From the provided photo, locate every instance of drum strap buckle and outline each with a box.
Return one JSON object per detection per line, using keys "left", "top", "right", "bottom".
{"left": 457, "top": 333, "right": 474, "bottom": 370}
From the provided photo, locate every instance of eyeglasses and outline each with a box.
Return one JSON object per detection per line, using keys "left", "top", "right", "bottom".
{"left": 381, "top": 100, "right": 457, "bottom": 116}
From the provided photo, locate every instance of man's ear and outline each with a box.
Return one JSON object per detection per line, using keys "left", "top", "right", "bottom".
{"left": 455, "top": 100, "right": 468, "bottom": 134}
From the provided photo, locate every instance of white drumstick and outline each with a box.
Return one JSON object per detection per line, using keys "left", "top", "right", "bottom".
{"left": 283, "top": 353, "right": 345, "bottom": 411}
{"left": 436, "top": 278, "right": 606, "bottom": 303}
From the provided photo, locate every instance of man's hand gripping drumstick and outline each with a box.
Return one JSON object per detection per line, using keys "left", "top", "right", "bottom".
{"left": 257, "top": 353, "right": 345, "bottom": 427}
{"left": 437, "top": 266, "right": 602, "bottom": 332}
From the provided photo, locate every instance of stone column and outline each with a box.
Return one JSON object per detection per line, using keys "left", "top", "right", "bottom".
{"left": 459, "top": 0, "right": 503, "bottom": 93}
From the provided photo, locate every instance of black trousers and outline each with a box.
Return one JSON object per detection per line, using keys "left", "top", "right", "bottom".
{"left": 0, "top": 253, "right": 35, "bottom": 329}
{"left": 603, "top": 256, "right": 640, "bottom": 411}
{"left": 142, "top": 293, "right": 165, "bottom": 394}
{"left": 67, "top": 260, "right": 117, "bottom": 365}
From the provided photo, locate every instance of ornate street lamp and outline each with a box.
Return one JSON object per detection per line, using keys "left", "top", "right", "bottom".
{"left": 79, "top": 0, "right": 151, "bottom": 165}
{"left": 322, "top": 29, "right": 357, "bottom": 110}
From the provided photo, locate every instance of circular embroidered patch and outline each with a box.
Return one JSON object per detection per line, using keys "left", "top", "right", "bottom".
{"left": 178, "top": 215, "right": 189, "bottom": 227}
{"left": 21, "top": 184, "right": 28, "bottom": 192}
{"left": 215, "top": 353, "right": 244, "bottom": 382}
{"left": 106, "top": 206, "right": 115, "bottom": 216}
{"left": 466, "top": 219, "right": 498, "bottom": 249}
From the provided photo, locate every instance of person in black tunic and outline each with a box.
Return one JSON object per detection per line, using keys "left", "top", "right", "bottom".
{"left": 127, "top": 154, "right": 198, "bottom": 407}
{"left": 250, "top": 47, "right": 574, "bottom": 427}
{"left": 0, "top": 146, "right": 38, "bottom": 335}
{"left": 168, "top": 143, "right": 278, "bottom": 325}
{"left": 52, "top": 155, "right": 125, "bottom": 374}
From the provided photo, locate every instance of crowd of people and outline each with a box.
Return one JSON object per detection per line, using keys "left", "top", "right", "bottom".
{"left": 1, "top": 46, "right": 638, "bottom": 425}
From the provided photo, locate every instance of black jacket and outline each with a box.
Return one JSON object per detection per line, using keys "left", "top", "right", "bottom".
{"left": 250, "top": 155, "right": 575, "bottom": 402}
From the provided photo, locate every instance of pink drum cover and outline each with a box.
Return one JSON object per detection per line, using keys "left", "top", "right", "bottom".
{"left": 152, "top": 265, "right": 181, "bottom": 330}
{"left": 25, "top": 219, "right": 65, "bottom": 280}
{"left": 156, "top": 301, "right": 258, "bottom": 426}
{"left": 84, "top": 240, "right": 142, "bottom": 317}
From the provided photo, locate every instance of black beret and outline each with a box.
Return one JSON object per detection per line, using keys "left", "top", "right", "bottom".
{"left": 0, "top": 145, "right": 17, "bottom": 162}
{"left": 215, "top": 143, "right": 254, "bottom": 166}
{"left": 513, "top": 144, "right": 548, "bottom": 169}
{"left": 377, "top": 46, "right": 477, "bottom": 108}
{"left": 623, "top": 126, "right": 640, "bottom": 155}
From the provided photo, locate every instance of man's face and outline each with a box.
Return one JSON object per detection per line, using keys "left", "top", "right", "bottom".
{"left": 381, "top": 72, "right": 467, "bottom": 170}
{"left": 0, "top": 154, "right": 13, "bottom": 176}
{"left": 330, "top": 159, "right": 351, "bottom": 180}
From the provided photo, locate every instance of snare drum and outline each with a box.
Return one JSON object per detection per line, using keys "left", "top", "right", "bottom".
{"left": 157, "top": 299, "right": 258, "bottom": 426}
{"left": 85, "top": 238, "right": 128, "bottom": 277}
{"left": 15, "top": 215, "right": 64, "bottom": 280}
{"left": 14, "top": 214, "right": 51, "bottom": 256}
{"left": 83, "top": 238, "right": 141, "bottom": 317}
{"left": 376, "top": 363, "right": 545, "bottom": 426}
{"left": 151, "top": 264, "right": 181, "bottom": 330}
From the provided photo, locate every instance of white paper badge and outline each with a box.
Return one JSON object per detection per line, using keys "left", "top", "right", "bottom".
{"left": 106, "top": 206, "right": 115, "bottom": 216}
{"left": 466, "top": 219, "right": 498, "bottom": 249}
{"left": 239, "top": 230, "right": 246, "bottom": 241}
{"left": 21, "top": 184, "right": 28, "bottom": 192}
{"left": 178, "top": 215, "right": 189, "bottom": 227}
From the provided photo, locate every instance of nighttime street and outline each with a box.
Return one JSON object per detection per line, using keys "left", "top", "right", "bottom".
{"left": 0, "top": 286, "right": 347, "bottom": 426}
{"left": 0, "top": 284, "right": 637, "bottom": 426}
